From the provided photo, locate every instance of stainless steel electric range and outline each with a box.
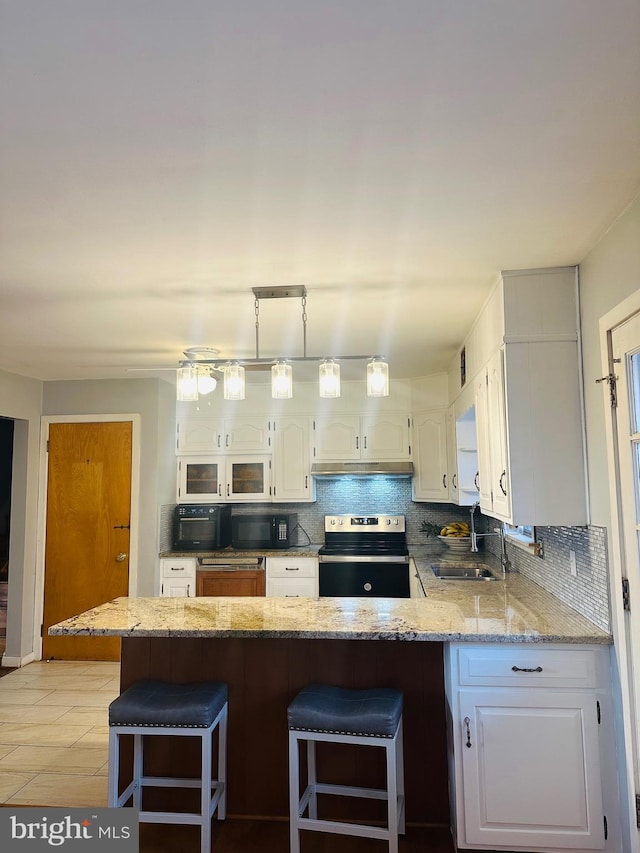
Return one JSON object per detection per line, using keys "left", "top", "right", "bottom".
{"left": 318, "top": 514, "right": 410, "bottom": 598}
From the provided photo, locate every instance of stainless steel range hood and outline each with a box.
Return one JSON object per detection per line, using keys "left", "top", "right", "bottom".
{"left": 310, "top": 461, "right": 414, "bottom": 478}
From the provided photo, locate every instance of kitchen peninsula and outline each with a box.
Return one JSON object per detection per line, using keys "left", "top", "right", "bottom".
{"left": 50, "top": 577, "right": 615, "bottom": 849}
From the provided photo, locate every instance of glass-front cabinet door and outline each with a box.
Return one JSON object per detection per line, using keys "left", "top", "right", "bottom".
{"left": 177, "top": 456, "right": 225, "bottom": 502}
{"left": 226, "top": 456, "right": 271, "bottom": 501}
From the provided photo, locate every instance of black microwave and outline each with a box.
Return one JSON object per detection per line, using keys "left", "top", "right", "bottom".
{"left": 231, "top": 513, "right": 297, "bottom": 550}
{"left": 173, "top": 504, "right": 232, "bottom": 551}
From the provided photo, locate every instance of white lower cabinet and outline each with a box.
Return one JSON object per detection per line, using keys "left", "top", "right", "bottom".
{"left": 265, "top": 556, "right": 318, "bottom": 597}
{"left": 445, "top": 643, "right": 613, "bottom": 851}
{"left": 159, "top": 558, "right": 197, "bottom": 597}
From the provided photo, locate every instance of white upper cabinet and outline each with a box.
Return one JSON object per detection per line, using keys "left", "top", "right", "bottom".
{"left": 464, "top": 267, "right": 587, "bottom": 526}
{"left": 177, "top": 455, "right": 271, "bottom": 502}
{"left": 411, "top": 410, "right": 448, "bottom": 501}
{"left": 177, "top": 416, "right": 271, "bottom": 454}
{"left": 272, "top": 416, "right": 314, "bottom": 502}
{"left": 313, "top": 413, "right": 411, "bottom": 461}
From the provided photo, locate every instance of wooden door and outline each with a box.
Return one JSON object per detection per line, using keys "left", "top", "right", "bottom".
{"left": 42, "top": 421, "right": 132, "bottom": 661}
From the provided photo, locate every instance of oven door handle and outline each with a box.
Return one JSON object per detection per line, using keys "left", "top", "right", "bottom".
{"left": 318, "top": 554, "right": 409, "bottom": 563}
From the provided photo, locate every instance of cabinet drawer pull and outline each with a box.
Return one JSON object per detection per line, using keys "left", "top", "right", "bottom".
{"left": 285, "top": 567, "right": 300, "bottom": 571}
{"left": 474, "top": 471, "right": 479, "bottom": 490}
{"left": 442, "top": 473, "right": 447, "bottom": 488}
{"left": 171, "top": 567, "right": 185, "bottom": 572}
{"left": 452, "top": 473, "right": 457, "bottom": 489}
{"left": 464, "top": 716, "right": 472, "bottom": 748}
{"left": 511, "top": 665, "right": 543, "bottom": 673}
{"left": 499, "top": 470, "right": 508, "bottom": 495}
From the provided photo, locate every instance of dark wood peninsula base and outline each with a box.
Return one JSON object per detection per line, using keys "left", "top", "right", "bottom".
{"left": 118, "top": 636, "right": 450, "bottom": 827}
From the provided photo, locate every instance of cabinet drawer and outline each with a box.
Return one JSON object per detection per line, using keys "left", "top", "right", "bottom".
{"left": 161, "top": 558, "right": 197, "bottom": 579}
{"left": 456, "top": 645, "right": 597, "bottom": 689}
{"left": 266, "top": 577, "right": 317, "bottom": 597}
{"left": 266, "top": 557, "right": 318, "bottom": 578}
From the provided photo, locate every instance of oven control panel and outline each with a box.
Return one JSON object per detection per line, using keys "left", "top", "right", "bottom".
{"left": 324, "top": 515, "right": 405, "bottom": 532}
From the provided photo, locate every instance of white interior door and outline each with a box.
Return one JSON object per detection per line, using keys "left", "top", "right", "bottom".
{"left": 610, "top": 312, "right": 640, "bottom": 806}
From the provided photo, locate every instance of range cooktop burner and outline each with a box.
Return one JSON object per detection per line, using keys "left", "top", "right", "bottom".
{"left": 320, "top": 514, "right": 407, "bottom": 557}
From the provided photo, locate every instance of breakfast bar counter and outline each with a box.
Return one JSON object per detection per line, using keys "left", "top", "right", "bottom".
{"left": 48, "top": 578, "right": 610, "bottom": 832}
{"left": 49, "top": 570, "right": 611, "bottom": 644}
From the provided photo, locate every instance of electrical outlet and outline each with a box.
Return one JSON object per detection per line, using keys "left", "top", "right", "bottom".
{"left": 569, "top": 550, "right": 577, "bottom": 577}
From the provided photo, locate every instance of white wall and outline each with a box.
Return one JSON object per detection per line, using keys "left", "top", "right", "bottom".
{"left": 579, "top": 195, "right": 640, "bottom": 525}
{"left": 0, "top": 368, "right": 43, "bottom": 663}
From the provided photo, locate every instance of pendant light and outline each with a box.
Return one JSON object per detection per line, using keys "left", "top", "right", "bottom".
{"left": 319, "top": 359, "right": 341, "bottom": 398}
{"left": 176, "top": 287, "right": 391, "bottom": 402}
{"left": 196, "top": 366, "right": 217, "bottom": 395}
{"left": 367, "top": 358, "right": 389, "bottom": 397}
{"left": 176, "top": 365, "right": 199, "bottom": 401}
{"left": 223, "top": 363, "right": 245, "bottom": 400}
{"left": 271, "top": 361, "right": 293, "bottom": 399}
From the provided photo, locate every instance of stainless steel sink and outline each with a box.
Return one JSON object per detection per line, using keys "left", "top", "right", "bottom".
{"left": 431, "top": 564, "right": 499, "bottom": 580}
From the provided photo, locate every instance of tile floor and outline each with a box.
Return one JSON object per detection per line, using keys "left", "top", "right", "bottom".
{"left": 0, "top": 659, "right": 119, "bottom": 807}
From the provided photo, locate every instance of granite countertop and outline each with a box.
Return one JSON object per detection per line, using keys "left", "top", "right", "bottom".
{"left": 160, "top": 546, "right": 321, "bottom": 559}
{"left": 50, "top": 555, "right": 611, "bottom": 643}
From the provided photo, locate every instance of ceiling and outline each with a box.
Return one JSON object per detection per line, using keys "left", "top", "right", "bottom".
{"left": 1, "top": 0, "right": 639, "bottom": 386}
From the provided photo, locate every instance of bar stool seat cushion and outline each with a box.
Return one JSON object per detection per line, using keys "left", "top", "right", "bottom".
{"left": 109, "top": 680, "right": 228, "bottom": 729}
{"left": 287, "top": 684, "right": 403, "bottom": 738}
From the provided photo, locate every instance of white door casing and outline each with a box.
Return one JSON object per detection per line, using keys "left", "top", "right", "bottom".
{"left": 600, "top": 297, "right": 640, "bottom": 853}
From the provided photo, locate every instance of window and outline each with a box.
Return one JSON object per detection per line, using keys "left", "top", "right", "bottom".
{"left": 504, "top": 522, "right": 535, "bottom": 550}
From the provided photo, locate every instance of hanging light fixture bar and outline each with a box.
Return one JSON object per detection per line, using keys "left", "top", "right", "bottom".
{"left": 177, "top": 286, "right": 389, "bottom": 400}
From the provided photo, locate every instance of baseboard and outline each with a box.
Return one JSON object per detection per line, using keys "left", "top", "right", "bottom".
{"left": 1, "top": 651, "right": 36, "bottom": 668}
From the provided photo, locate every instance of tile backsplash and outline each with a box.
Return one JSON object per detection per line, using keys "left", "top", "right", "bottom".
{"left": 163, "top": 478, "right": 611, "bottom": 632}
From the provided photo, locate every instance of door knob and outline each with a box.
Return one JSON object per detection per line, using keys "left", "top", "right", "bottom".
{"left": 115, "top": 552, "right": 127, "bottom": 562}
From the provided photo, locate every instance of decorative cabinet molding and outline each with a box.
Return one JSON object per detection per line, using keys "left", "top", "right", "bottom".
{"left": 176, "top": 416, "right": 272, "bottom": 454}
{"left": 312, "top": 413, "right": 411, "bottom": 462}
{"left": 445, "top": 643, "right": 611, "bottom": 851}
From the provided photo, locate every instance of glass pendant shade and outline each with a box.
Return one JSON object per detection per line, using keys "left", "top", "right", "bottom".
{"left": 223, "top": 363, "right": 245, "bottom": 400}
{"left": 366, "top": 358, "right": 389, "bottom": 397}
{"left": 176, "top": 365, "right": 199, "bottom": 401}
{"left": 196, "top": 367, "right": 217, "bottom": 395}
{"left": 271, "top": 361, "right": 293, "bottom": 399}
{"left": 319, "top": 359, "right": 341, "bottom": 398}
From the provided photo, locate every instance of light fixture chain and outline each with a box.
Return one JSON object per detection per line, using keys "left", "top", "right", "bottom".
{"left": 255, "top": 296, "right": 260, "bottom": 359}
{"left": 301, "top": 293, "right": 307, "bottom": 358}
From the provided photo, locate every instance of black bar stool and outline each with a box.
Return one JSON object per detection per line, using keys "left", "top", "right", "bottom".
{"left": 287, "top": 683, "right": 405, "bottom": 853}
{"left": 108, "top": 679, "right": 228, "bottom": 853}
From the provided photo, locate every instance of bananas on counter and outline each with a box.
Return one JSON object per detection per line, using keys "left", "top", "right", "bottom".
{"left": 439, "top": 521, "right": 471, "bottom": 538}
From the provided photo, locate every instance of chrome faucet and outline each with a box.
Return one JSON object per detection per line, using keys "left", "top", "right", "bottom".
{"left": 470, "top": 502, "right": 511, "bottom": 572}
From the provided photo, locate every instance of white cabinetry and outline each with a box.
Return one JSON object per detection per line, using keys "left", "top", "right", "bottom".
{"left": 446, "top": 402, "right": 479, "bottom": 507}
{"left": 445, "top": 643, "right": 610, "bottom": 851}
{"left": 475, "top": 349, "right": 510, "bottom": 519}
{"left": 265, "top": 556, "right": 318, "bottom": 597}
{"left": 471, "top": 267, "right": 587, "bottom": 526}
{"left": 312, "top": 413, "right": 411, "bottom": 461}
{"left": 176, "top": 416, "right": 271, "bottom": 453}
{"left": 411, "top": 411, "right": 448, "bottom": 501}
{"left": 159, "top": 558, "right": 196, "bottom": 597}
{"left": 272, "top": 417, "right": 314, "bottom": 503}
{"left": 177, "top": 455, "right": 271, "bottom": 502}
